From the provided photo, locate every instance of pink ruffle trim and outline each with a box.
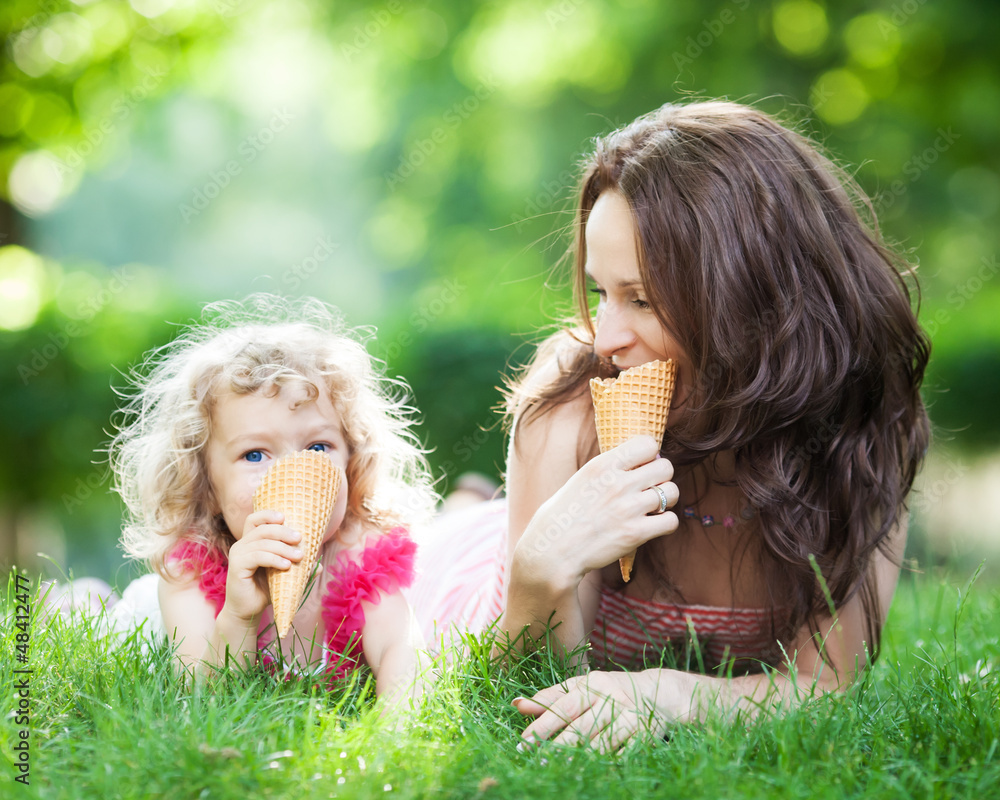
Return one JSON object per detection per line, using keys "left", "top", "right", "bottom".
{"left": 169, "top": 540, "right": 228, "bottom": 616}
{"left": 321, "top": 528, "right": 416, "bottom": 680}
{"left": 168, "top": 529, "right": 416, "bottom": 684}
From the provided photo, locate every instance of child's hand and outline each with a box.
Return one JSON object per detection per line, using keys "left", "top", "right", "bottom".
{"left": 223, "top": 509, "right": 303, "bottom": 622}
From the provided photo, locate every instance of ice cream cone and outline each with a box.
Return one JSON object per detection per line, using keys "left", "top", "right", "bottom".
{"left": 252, "top": 450, "right": 343, "bottom": 638}
{"left": 590, "top": 359, "right": 677, "bottom": 582}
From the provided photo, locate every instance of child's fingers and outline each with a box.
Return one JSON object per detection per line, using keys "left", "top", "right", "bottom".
{"left": 231, "top": 538, "right": 304, "bottom": 572}
{"left": 248, "top": 508, "right": 285, "bottom": 526}
{"left": 243, "top": 511, "right": 301, "bottom": 544}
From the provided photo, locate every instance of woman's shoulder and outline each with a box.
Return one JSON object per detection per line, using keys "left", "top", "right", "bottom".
{"left": 512, "top": 349, "right": 598, "bottom": 471}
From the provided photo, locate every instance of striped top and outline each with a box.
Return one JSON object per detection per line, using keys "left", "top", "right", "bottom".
{"left": 589, "top": 589, "right": 779, "bottom": 672}
{"left": 408, "top": 499, "right": 780, "bottom": 671}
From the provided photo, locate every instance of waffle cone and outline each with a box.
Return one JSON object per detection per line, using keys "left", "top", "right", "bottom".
{"left": 252, "top": 450, "right": 343, "bottom": 638}
{"left": 590, "top": 359, "right": 677, "bottom": 582}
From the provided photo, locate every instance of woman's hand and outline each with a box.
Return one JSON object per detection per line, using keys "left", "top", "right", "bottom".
{"left": 513, "top": 668, "right": 696, "bottom": 752}
{"left": 223, "top": 509, "right": 303, "bottom": 623}
{"left": 513, "top": 435, "right": 679, "bottom": 590}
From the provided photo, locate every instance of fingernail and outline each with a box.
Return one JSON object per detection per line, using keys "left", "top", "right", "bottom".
{"left": 512, "top": 696, "right": 527, "bottom": 705}
{"left": 291, "top": 548, "right": 303, "bottom": 558}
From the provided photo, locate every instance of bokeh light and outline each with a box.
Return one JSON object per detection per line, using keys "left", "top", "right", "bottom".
{"left": 8, "top": 150, "right": 74, "bottom": 216}
{"left": 811, "top": 68, "right": 869, "bottom": 125}
{"left": 844, "top": 13, "right": 901, "bottom": 69}
{"left": 772, "top": 0, "right": 828, "bottom": 57}
{"left": 0, "top": 246, "right": 48, "bottom": 331}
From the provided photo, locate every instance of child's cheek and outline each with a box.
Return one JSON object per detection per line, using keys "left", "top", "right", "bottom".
{"left": 324, "top": 479, "right": 349, "bottom": 542}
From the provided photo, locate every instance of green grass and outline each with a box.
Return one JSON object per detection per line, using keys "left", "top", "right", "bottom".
{"left": 2, "top": 566, "right": 998, "bottom": 800}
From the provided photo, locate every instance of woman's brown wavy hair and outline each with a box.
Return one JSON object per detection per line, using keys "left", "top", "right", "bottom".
{"left": 508, "top": 101, "right": 930, "bottom": 661}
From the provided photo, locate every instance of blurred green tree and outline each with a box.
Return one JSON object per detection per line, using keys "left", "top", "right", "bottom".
{"left": 1, "top": 0, "right": 998, "bottom": 580}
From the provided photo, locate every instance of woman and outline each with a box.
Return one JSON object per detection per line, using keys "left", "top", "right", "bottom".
{"left": 410, "top": 100, "right": 929, "bottom": 749}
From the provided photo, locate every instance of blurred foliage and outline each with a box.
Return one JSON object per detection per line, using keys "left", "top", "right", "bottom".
{"left": 382, "top": 325, "right": 523, "bottom": 490}
{"left": 1, "top": 0, "right": 998, "bottom": 579}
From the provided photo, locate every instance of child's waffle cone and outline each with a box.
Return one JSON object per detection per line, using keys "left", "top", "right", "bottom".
{"left": 590, "top": 359, "right": 677, "bottom": 582}
{"left": 252, "top": 450, "right": 343, "bottom": 638}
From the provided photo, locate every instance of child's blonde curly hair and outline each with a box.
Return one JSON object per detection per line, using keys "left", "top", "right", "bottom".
{"left": 112, "top": 294, "right": 437, "bottom": 578}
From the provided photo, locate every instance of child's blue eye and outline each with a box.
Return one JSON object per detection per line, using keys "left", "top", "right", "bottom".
{"left": 307, "top": 443, "right": 328, "bottom": 453}
{"left": 243, "top": 450, "right": 263, "bottom": 463}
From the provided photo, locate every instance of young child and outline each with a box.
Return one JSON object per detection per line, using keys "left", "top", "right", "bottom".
{"left": 110, "top": 294, "right": 436, "bottom": 704}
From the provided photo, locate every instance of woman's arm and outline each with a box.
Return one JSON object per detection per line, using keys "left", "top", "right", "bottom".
{"left": 501, "top": 390, "right": 679, "bottom": 656}
{"left": 515, "top": 516, "right": 908, "bottom": 749}
{"left": 501, "top": 390, "right": 602, "bottom": 652}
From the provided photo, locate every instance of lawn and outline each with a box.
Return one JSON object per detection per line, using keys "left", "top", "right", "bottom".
{"left": 2, "top": 565, "right": 998, "bottom": 799}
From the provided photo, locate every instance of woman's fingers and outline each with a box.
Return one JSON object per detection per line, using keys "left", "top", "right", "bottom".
{"left": 604, "top": 434, "right": 661, "bottom": 470}
{"left": 512, "top": 676, "right": 584, "bottom": 718}
{"left": 516, "top": 677, "right": 648, "bottom": 752}
{"left": 625, "top": 456, "right": 675, "bottom": 491}
{"left": 595, "top": 709, "right": 643, "bottom": 754}
{"left": 516, "top": 679, "right": 591, "bottom": 740}
{"left": 644, "top": 481, "right": 679, "bottom": 516}
{"left": 551, "top": 692, "right": 619, "bottom": 746}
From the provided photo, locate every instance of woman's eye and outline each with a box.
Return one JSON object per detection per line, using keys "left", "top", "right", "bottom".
{"left": 243, "top": 450, "right": 263, "bottom": 463}
{"left": 633, "top": 298, "right": 651, "bottom": 310}
{"left": 307, "top": 443, "right": 329, "bottom": 453}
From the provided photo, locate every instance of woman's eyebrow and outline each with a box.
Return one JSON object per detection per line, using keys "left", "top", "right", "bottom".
{"left": 585, "top": 265, "right": 641, "bottom": 289}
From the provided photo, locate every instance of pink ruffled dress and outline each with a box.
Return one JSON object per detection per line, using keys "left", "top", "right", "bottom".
{"left": 170, "top": 528, "right": 416, "bottom": 682}
{"left": 407, "top": 500, "right": 779, "bottom": 672}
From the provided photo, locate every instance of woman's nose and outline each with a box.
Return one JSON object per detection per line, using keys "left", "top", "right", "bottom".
{"left": 594, "top": 305, "right": 636, "bottom": 359}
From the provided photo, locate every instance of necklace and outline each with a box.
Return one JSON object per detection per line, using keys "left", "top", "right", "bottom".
{"left": 682, "top": 505, "right": 755, "bottom": 528}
